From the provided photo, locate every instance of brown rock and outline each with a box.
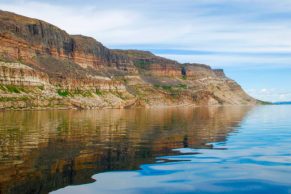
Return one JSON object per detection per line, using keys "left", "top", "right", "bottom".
{"left": 0, "top": 10, "right": 259, "bottom": 109}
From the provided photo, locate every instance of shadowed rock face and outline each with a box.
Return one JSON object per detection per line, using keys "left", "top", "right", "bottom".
{"left": 0, "top": 107, "right": 252, "bottom": 194}
{"left": 0, "top": 10, "right": 258, "bottom": 109}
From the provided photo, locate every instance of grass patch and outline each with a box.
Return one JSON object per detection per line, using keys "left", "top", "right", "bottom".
{"left": 0, "top": 85, "right": 6, "bottom": 91}
{"left": 154, "top": 84, "right": 174, "bottom": 92}
{"left": 78, "top": 90, "right": 93, "bottom": 97}
{"left": 57, "top": 89, "right": 70, "bottom": 97}
{"left": 6, "top": 85, "right": 21, "bottom": 93}
{"left": 153, "top": 84, "right": 185, "bottom": 98}
{"left": 57, "top": 88, "right": 97, "bottom": 97}
{"left": 73, "top": 88, "right": 94, "bottom": 97}
{"left": 134, "top": 60, "right": 152, "bottom": 69}
{"left": 113, "top": 91, "right": 128, "bottom": 100}
{"left": 37, "top": 85, "right": 44, "bottom": 90}
{"left": 95, "top": 89, "right": 103, "bottom": 96}
{"left": 0, "top": 96, "right": 30, "bottom": 102}
{"left": 161, "top": 85, "right": 173, "bottom": 91}
{"left": 177, "top": 84, "right": 187, "bottom": 89}
{"left": 0, "top": 85, "right": 28, "bottom": 93}
{"left": 155, "top": 84, "right": 187, "bottom": 90}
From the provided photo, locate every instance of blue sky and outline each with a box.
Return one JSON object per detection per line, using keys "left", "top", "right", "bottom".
{"left": 1, "top": 0, "right": 291, "bottom": 102}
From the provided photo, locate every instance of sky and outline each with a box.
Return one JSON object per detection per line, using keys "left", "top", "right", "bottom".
{"left": 0, "top": 0, "right": 291, "bottom": 102}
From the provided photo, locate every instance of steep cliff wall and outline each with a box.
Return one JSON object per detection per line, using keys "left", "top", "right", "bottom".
{"left": 0, "top": 10, "right": 258, "bottom": 109}
{"left": 0, "top": 10, "right": 137, "bottom": 75}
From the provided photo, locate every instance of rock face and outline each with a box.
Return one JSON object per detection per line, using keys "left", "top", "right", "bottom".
{"left": 0, "top": 10, "right": 258, "bottom": 109}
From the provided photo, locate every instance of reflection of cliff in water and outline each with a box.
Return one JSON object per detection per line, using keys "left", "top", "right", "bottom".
{"left": 0, "top": 107, "right": 252, "bottom": 194}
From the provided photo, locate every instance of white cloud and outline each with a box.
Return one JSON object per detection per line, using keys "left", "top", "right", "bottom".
{"left": 1, "top": 0, "right": 291, "bottom": 102}
{"left": 1, "top": 0, "right": 291, "bottom": 54}
{"left": 247, "top": 88, "right": 291, "bottom": 102}
{"left": 0, "top": 1, "right": 140, "bottom": 38}
{"left": 157, "top": 53, "right": 291, "bottom": 69}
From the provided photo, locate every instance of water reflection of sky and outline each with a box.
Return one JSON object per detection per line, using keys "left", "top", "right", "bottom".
{"left": 0, "top": 107, "right": 251, "bottom": 194}
{"left": 54, "top": 106, "right": 291, "bottom": 194}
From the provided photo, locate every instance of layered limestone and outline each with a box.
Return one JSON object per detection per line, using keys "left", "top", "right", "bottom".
{"left": 0, "top": 61, "right": 49, "bottom": 86}
{"left": 0, "top": 10, "right": 259, "bottom": 109}
{"left": 0, "top": 10, "right": 137, "bottom": 74}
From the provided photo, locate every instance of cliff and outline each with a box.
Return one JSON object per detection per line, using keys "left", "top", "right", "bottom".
{"left": 0, "top": 10, "right": 258, "bottom": 109}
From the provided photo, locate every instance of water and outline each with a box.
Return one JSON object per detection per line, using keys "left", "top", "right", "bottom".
{"left": 0, "top": 106, "right": 290, "bottom": 194}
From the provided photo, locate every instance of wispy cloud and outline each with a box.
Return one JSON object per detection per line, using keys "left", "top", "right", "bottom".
{"left": 1, "top": 0, "right": 291, "bottom": 101}
{"left": 247, "top": 88, "right": 291, "bottom": 102}
{"left": 1, "top": 0, "right": 291, "bottom": 54}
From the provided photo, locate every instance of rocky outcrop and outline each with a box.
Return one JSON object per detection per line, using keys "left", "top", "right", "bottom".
{"left": 0, "top": 10, "right": 259, "bottom": 109}
{"left": 0, "top": 10, "right": 137, "bottom": 74}
{"left": 0, "top": 61, "right": 49, "bottom": 86}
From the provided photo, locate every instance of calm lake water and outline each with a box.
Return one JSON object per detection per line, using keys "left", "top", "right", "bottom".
{"left": 0, "top": 106, "right": 290, "bottom": 194}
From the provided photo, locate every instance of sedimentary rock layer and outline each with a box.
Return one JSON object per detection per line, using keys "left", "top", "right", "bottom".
{"left": 0, "top": 10, "right": 258, "bottom": 109}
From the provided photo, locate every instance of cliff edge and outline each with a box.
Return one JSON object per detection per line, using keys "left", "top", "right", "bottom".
{"left": 0, "top": 10, "right": 258, "bottom": 109}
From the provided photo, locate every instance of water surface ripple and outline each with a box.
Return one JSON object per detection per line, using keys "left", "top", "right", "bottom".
{"left": 0, "top": 106, "right": 290, "bottom": 194}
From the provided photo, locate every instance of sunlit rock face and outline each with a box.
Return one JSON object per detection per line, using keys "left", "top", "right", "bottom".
{"left": 0, "top": 10, "right": 137, "bottom": 73}
{"left": 0, "top": 61, "right": 49, "bottom": 86}
{"left": 0, "top": 10, "right": 258, "bottom": 109}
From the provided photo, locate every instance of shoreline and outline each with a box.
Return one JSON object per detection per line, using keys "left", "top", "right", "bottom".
{"left": 0, "top": 103, "right": 262, "bottom": 112}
